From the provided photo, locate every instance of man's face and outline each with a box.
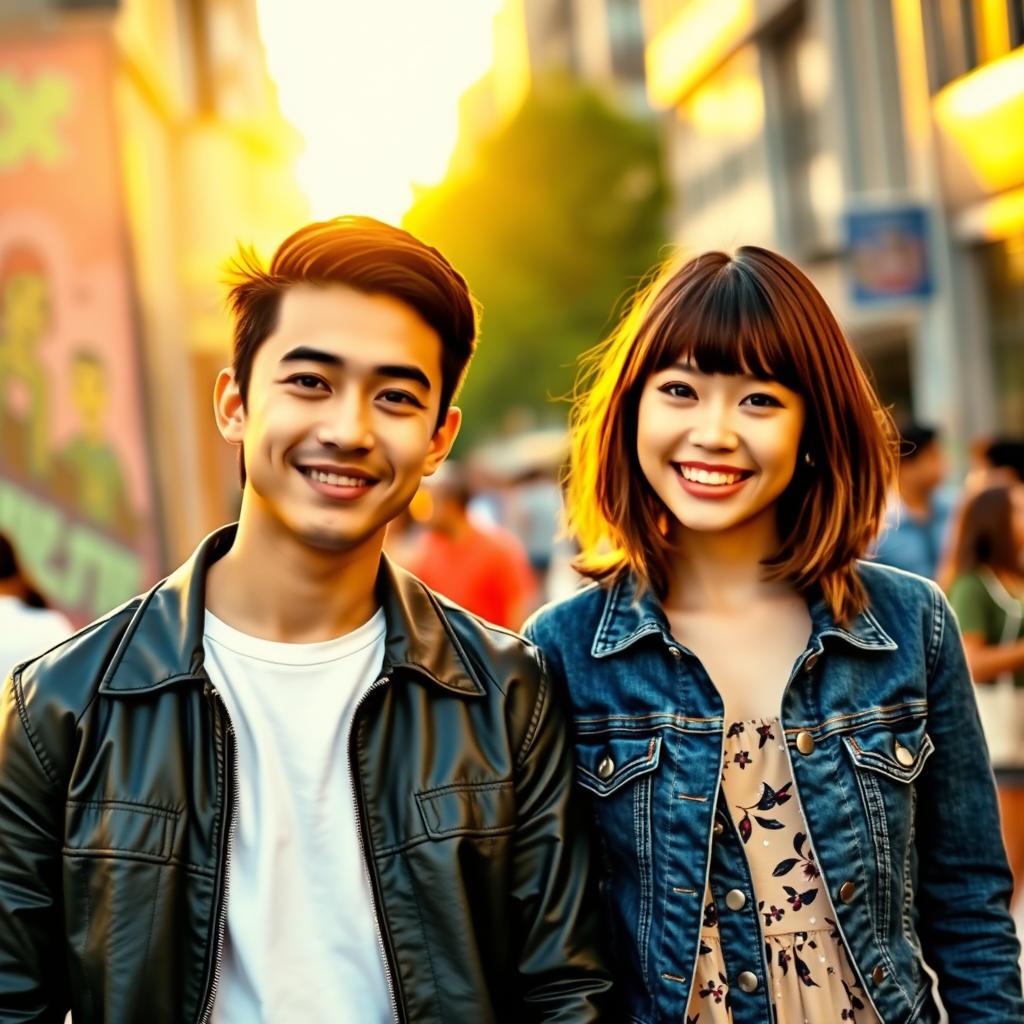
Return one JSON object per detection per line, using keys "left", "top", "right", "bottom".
{"left": 901, "top": 439, "right": 948, "bottom": 497}
{"left": 216, "top": 284, "right": 460, "bottom": 554}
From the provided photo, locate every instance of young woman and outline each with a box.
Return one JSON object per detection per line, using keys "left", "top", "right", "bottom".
{"left": 525, "top": 248, "right": 1022, "bottom": 1023}
{"left": 948, "top": 483, "right": 1024, "bottom": 901}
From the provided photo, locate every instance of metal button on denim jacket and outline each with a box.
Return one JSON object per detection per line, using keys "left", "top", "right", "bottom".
{"left": 525, "top": 561, "right": 1024, "bottom": 1024}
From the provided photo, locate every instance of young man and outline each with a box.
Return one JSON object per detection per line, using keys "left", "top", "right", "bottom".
{"left": 0, "top": 218, "right": 612, "bottom": 1022}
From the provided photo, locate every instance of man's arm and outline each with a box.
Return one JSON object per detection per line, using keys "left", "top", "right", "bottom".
{"left": 508, "top": 648, "right": 613, "bottom": 1022}
{"left": 0, "top": 668, "right": 70, "bottom": 1019}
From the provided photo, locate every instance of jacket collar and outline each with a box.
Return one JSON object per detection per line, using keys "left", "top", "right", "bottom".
{"left": 99, "top": 524, "right": 487, "bottom": 698}
{"left": 591, "top": 570, "right": 897, "bottom": 659}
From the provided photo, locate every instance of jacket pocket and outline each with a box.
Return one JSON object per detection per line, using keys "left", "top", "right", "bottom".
{"left": 843, "top": 722, "right": 934, "bottom": 784}
{"left": 575, "top": 734, "right": 662, "bottom": 797}
{"left": 64, "top": 799, "right": 179, "bottom": 863}
{"left": 574, "top": 733, "right": 662, "bottom": 987}
{"left": 843, "top": 720, "right": 932, "bottom": 942}
{"left": 415, "top": 779, "right": 516, "bottom": 839}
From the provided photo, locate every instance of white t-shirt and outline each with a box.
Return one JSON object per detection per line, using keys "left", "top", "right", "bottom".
{"left": 203, "top": 608, "right": 392, "bottom": 1024}
{"left": 0, "top": 596, "right": 72, "bottom": 678}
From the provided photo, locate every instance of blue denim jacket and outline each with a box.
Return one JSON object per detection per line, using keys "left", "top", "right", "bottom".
{"left": 525, "top": 561, "right": 1023, "bottom": 1024}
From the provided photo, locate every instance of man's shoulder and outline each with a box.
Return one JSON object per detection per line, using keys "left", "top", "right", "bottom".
{"left": 428, "top": 586, "right": 544, "bottom": 690}
{"left": 11, "top": 596, "right": 143, "bottom": 714}
{"left": 522, "top": 582, "right": 606, "bottom": 652}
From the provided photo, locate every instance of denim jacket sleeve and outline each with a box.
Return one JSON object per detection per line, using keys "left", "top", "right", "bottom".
{"left": 508, "top": 644, "right": 614, "bottom": 1020}
{"left": 0, "top": 667, "right": 71, "bottom": 1020}
{"left": 915, "top": 584, "right": 1024, "bottom": 1018}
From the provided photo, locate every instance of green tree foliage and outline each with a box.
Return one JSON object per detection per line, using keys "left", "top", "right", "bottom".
{"left": 405, "top": 76, "right": 666, "bottom": 450}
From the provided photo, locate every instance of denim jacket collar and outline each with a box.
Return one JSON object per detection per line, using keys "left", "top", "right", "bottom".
{"left": 591, "top": 569, "right": 898, "bottom": 659}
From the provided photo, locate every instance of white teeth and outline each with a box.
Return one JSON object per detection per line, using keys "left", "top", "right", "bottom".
{"left": 307, "top": 469, "right": 368, "bottom": 487}
{"left": 679, "top": 466, "right": 744, "bottom": 486}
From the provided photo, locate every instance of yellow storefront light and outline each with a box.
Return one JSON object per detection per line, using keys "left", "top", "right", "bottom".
{"left": 934, "top": 46, "right": 1024, "bottom": 194}
{"left": 644, "top": 0, "right": 754, "bottom": 109}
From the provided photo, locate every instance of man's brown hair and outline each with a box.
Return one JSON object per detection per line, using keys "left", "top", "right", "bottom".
{"left": 567, "top": 246, "right": 897, "bottom": 624}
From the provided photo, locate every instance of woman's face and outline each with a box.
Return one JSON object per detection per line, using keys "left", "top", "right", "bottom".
{"left": 636, "top": 362, "right": 806, "bottom": 542}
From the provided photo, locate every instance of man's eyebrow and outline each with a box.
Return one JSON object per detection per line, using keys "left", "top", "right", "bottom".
{"left": 280, "top": 346, "right": 342, "bottom": 367}
{"left": 280, "top": 347, "right": 431, "bottom": 390}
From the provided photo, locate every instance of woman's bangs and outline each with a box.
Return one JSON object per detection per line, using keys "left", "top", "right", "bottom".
{"left": 657, "top": 268, "right": 801, "bottom": 388}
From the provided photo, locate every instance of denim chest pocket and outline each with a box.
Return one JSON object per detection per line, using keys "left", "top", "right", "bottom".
{"left": 843, "top": 720, "right": 934, "bottom": 784}
{"left": 576, "top": 734, "right": 662, "bottom": 796}
{"left": 574, "top": 732, "right": 662, "bottom": 985}
{"left": 842, "top": 720, "right": 933, "bottom": 942}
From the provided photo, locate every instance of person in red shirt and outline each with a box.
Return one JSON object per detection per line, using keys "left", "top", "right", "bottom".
{"left": 404, "top": 462, "right": 538, "bottom": 629}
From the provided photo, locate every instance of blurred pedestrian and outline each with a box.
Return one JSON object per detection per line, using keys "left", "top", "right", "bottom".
{"left": 0, "top": 532, "right": 70, "bottom": 676}
{"left": 873, "top": 422, "right": 952, "bottom": 579}
{"left": 948, "top": 482, "right": 1024, "bottom": 901}
{"left": 403, "top": 461, "right": 537, "bottom": 629}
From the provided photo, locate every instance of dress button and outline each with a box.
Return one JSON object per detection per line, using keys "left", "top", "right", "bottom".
{"left": 839, "top": 880, "right": 857, "bottom": 903}
{"left": 713, "top": 820, "right": 725, "bottom": 837}
{"left": 597, "top": 755, "right": 615, "bottom": 779}
{"left": 737, "top": 971, "right": 759, "bottom": 993}
{"left": 872, "top": 964, "right": 887, "bottom": 984}
{"left": 803, "top": 651, "right": 820, "bottom": 672}
{"left": 796, "top": 731, "right": 815, "bottom": 755}
{"left": 725, "top": 889, "right": 747, "bottom": 911}
{"left": 894, "top": 743, "right": 915, "bottom": 767}
{"left": 668, "top": 646, "right": 682, "bottom": 658}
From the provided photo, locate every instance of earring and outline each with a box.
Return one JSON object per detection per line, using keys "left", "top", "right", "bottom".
{"left": 802, "top": 451, "right": 815, "bottom": 468}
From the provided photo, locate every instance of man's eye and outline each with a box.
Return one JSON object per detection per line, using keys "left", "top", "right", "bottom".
{"left": 380, "top": 390, "right": 422, "bottom": 407}
{"left": 659, "top": 381, "right": 697, "bottom": 399}
{"left": 286, "top": 374, "right": 327, "bottom": 391}
{"left": 742, "top": 392, "right": 782, "bottom": 408}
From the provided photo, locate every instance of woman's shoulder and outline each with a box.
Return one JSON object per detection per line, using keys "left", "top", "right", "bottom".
{"left": 523, "top": 579, "right": 610, "bottom": 653}
{"left": 854, "top": 558, "right": 945, "bottom": 627}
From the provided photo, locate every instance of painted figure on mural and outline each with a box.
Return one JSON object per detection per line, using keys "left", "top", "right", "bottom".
{"left": 52, "top": 348, "right": 136, "bottom": 537}
{"left": 0, "top": 244, "right": 51, "bottom": 480}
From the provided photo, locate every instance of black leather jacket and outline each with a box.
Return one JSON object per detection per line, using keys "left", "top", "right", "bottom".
{"left": 0, "top": 526, "right": 612, "bottom": 1022}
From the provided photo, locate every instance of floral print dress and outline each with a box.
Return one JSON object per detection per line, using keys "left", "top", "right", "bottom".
{"left": 685, "top": 718, "right": 879, "bottom": 1024}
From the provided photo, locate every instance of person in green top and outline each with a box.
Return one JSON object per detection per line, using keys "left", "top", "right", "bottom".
{"left": 948, "top": 481, "right": 1024, "bottom": 901}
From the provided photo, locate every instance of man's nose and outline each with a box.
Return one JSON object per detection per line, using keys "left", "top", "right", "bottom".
{"left": 318, "top": 391, "right": 374, "bottom": 450}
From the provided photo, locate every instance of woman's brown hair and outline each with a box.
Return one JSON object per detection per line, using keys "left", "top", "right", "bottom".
{"left": 953, "top": 485, "right": 1020, "bottom": 577}
{"left": 567, "top": 246, "right": 897, "bottom": 624}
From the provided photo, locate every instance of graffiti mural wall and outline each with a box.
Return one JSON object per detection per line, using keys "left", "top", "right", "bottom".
{"left": 0, "top": 27, "right": 160, "bottom": 624}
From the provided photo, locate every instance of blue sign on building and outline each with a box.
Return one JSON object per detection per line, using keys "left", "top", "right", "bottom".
{"left": 845, "top": 204, "right": 933, "bottom": 304}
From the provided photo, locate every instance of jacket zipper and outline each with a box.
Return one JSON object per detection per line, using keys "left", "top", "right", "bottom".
{"left": 349, "top": 673, "right": 401, "bottom": 1024}
{"left": 195, "top": 685, "right": 239, "bottom": 1024}
{"left": 780, "top": 652, "right": 886, "bottom": 1023}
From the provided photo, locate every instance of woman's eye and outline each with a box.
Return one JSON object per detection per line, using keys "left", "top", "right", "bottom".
{"left": 742, "top": 392, "right": 782, "bottom": 408}
{"left": 659, "top": 381, "right": 697, "bottom": 400}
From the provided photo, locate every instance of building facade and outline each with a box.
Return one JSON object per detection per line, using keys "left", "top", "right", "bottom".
{"left": 642, "top": 0, "right": 1024, "bottom": 458}
{"left": 0, "top": 0, "right": 306, "bottom": 623}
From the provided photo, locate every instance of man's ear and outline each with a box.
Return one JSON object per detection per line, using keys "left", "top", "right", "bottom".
{"left": 422, "top": 406, "right": 462, "bottom": 478}
{"left": 214, "top": 368, "right": 246, "bottom": 445}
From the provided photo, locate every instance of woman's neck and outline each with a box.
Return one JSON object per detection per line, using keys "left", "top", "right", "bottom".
{"left": 663, "top": 511, "right": 792, "bottom": 614}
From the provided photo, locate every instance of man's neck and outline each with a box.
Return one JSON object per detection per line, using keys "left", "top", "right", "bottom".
{"left": 205, "top": 513, "right": 384, "bottom": 644}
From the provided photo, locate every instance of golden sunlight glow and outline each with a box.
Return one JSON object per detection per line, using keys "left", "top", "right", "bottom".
{"left": 255, "top": 0, "right": 504, "bottom": 224}
{"left": 644, "top": 0, "right": 753, "bottom": 109}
